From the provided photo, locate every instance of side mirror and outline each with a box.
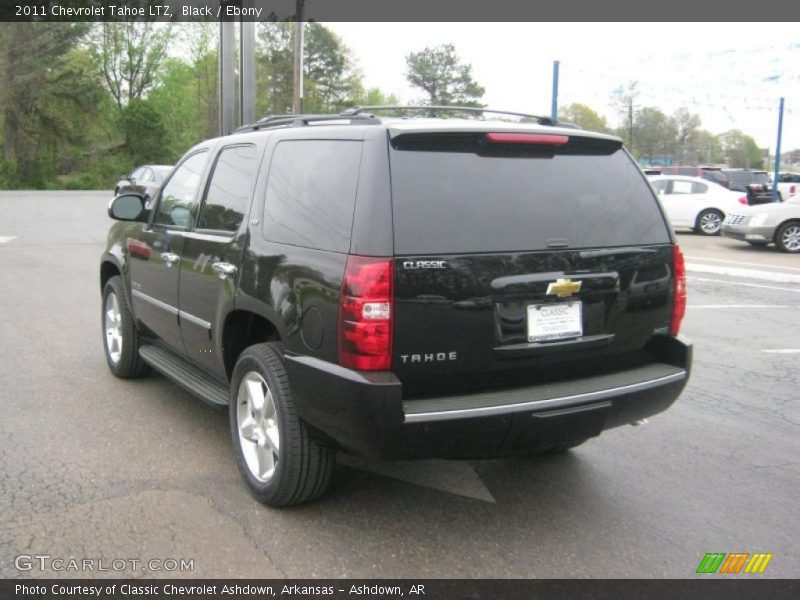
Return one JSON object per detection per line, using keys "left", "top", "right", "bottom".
{"left": 108, "top": 194, "right": 148, "bottom": 222}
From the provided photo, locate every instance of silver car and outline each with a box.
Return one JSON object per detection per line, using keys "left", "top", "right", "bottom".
{"left": 721, "top": 196, "right": 800, "bottom": 252}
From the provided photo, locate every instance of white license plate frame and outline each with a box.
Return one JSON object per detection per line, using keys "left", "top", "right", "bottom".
{"left": 527, "top": 301, "right": 583, "bottom": 343}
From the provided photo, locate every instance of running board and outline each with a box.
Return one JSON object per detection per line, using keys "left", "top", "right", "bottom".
{"left": 139, "top": 345, "right": 228, "bottom": 409}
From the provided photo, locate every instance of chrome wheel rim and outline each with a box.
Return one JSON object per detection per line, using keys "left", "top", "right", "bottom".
{"left": 237, "top": 371, "right": 280, "bottom": 483}
{"left": 700, "top": 212, "right": 722, "bottom": 234}
{"left": 781, "top": 225, "right": 800, "bottom": 252}
{"left": 104, "top": 292, "right": 123, "bottom": 364}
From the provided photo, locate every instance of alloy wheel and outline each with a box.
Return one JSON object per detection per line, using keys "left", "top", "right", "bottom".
{"left": 237, "top": 371, "right": 280, "bottom": 482}
{"left": 104, "top": 292, "right": 123, "bottom": 364}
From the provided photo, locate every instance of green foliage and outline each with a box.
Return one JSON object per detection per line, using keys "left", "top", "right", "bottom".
{"left": 92, "top": 22, "right": 172, "bottom": 108}
{"left": 148, "top": 58, "right": 206, "bottom": 159}
{"left": 558, "top": 103, "right": 612, "bottom": 133}
{"left": 405, "top": 44, "right": 485, "bottom": 107}
{"left": 1, "top": 23, "right": 107, "bottom": 188}
{"left": 120, "top": 99, "right": 170, "bottom": 165}
{"left": 256, "top": 22, "right": 364, "bottom": 116}
{"left": 719, "top": 130, "right": 765, "bottom": 169}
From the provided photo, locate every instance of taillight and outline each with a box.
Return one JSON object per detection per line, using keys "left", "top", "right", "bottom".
{"left": 339, "top": 256, "right": 393, "bottom": 370}
{"left": 790, "top": 185, "right": 796, "bottom": 195}
{"left": 670, "top": 245, "right": 686, "bottom": 337}
{"left": 738, "top": 196, "right": 748, "bottom": 205}
{"left": 486, "top": 132, "right": 569, "bottom": 145}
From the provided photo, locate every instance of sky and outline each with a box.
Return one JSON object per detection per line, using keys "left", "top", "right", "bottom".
{"left": 325, "top": 23, "right": 800, "bottom": 153}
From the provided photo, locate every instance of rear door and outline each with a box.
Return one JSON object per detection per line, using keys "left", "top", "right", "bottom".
{"left": 178, "top": 144, "right": 261, "bottom": 376}
{"left": 387, "top": 130, "right": 674, "bottom": 396}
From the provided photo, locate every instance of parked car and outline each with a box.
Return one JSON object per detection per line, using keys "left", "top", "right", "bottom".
{"left": 656, "top": 165, "right": 731, "bottom": 188}
{"left": 721, "top": 168, "right": 776, "bottom": 205}
{"left": 768, "top": 171, "right": 800, "bottom": 201}
{"left": 100, "top": 107, "right": 691, "bottom": 506}
{"left": 721, "top": 195, "right": 800, "bottom": 252}
{"left": 114, "top": 165, "right": 173, "bottom": 200}
{"left": 648, "top": 175, "right": 748, "bottom": 235}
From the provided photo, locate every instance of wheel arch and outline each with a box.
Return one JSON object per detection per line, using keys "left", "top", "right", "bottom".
{"left": 221, "top": 309, "right": 282, "bottom": 381}
{"left": 100, "top": 258, "right": 123, "bottom": 292}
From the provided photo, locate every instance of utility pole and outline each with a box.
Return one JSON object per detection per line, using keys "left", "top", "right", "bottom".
{"left": 292, "top": 0, "right": 305, "bottom": 114}
{"left": 240, "top": 0, "right": 256, "bottom": 126}
{"left": 628, "top": 97, "right": 634, "bottom": 155}
{"left": 772, "top": 97, "right": 784, "bottom": 202}
{"left": 550, "top": 61, "right": 559, "bottom": 121}
{"left": 219, "top": 18, "right": 236, "bottom": 136}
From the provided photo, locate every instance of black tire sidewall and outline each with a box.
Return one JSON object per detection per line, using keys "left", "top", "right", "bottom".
{"left": 101, "top": 276, "right": 145, "bottom": 377}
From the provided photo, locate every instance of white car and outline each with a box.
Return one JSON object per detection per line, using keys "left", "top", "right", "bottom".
{"left": 648, "top": 175, "right": 748, "bottom": 235}
{"left": 767, "top": 172, "right": 800, "bottom": 201}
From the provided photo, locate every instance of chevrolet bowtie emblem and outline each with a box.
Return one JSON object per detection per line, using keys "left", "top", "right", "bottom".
{"left": 546, "top": 278, "right": 582, "bottom": 297}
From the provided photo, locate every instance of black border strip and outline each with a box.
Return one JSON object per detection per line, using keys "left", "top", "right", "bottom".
{"left": 2, "top": 0, "right": 800, "bottom": 22}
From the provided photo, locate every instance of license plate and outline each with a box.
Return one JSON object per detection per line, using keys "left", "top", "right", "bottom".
{"left": 527, "top": 301, "right": 583, "bottom": 343}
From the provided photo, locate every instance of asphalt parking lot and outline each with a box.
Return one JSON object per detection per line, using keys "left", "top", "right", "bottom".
{"left": 1, "top": 191, "right": 798, "bottom": 578}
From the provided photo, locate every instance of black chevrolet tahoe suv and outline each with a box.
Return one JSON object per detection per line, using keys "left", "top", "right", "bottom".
{"left": 101, "top": 107, "right": 692, "bottom": 507}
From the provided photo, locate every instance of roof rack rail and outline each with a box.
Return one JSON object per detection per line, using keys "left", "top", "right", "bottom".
{"left": 234, "top": 112, "right": 380, "bottom": 133}
{"left": 340, "top": 105, "right": 560, "bottom": 126}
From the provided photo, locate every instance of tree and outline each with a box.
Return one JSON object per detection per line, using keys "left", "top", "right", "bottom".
{"left": 94, "top": 22, "right": 172, "bottom": 109}
{"left": 181, "top": 23, "right": 218, "bottom": 138}
{"left": 719, "top": 130, "right": 764, "bottom": 169}
{"left": 256, "top": 22, "right": 364, "bottom": 116}
{"left": 630, "top": 107, "right": 678, "bottom": 161}
{"left": 1, "top": 23, "right": 105, "bottom": 187}
{"left": 558, "top": 103, "right": 611, "bottom": 133}
{"left": 148, "top": 58, "right": 205, "bottom": 161}
{"left": 611, "top": 81, "right": 639, "bottom": 150}
{"left": 682, "top": 129, "right": 724, "bottom": 165}
{"left": 405, "top": 44, "right": 484, "bottom": 107}
{"left": 672, "top": 108, "right": 701, "bottom": 164}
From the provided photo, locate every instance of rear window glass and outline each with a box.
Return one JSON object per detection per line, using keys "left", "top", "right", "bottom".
{"left": 262, "top": 140, "right": 362, "bottom": 252}
{"left": 389, "top": 134, "right": 670, "bottom": 254}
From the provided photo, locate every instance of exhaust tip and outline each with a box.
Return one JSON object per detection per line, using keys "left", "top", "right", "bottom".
{"left": 631, "top": 419, "right": 649, "bottom": 427}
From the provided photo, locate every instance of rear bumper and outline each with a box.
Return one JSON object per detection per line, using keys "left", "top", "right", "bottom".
{"left": 284, "top": 336, "right": 692, "bottom": 459}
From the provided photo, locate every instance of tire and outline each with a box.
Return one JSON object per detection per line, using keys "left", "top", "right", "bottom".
{"left": 101, "top": 275, "right": 150, "bottom": 378}
{"left": 774, "top": 221, "right": 800, "bottom": 253}
{"left": 695, "top": 209, "right": 724, "bottom": 235}
{"left": 229, "top": 343, "right": 334, "bottom": 507}
{"left": 746, "top": 241, "right": 769, "bottom": 247}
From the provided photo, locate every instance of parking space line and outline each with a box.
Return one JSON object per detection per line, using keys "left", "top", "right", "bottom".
{"left": 688, "top": 277, "right": 800, "bottom": 294}
{"left": 686, "top": 263, "right": 800, "bottom": 285}
{"left": 688, "top": 305, "right": 793, "bottom": 309}
{"left": 762, "top": 349, "right": 800, "bottom": 354}
{"left": 0, "top": 235, "right": 17, "bottom": 244}
{"left": 685, "top": 255, "right": 800, "bottom": 273}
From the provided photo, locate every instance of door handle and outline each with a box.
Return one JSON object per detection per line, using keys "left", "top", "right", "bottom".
{"left": 212, "top": 262, "right": 237, "bottom": 279}
{"left": 161, "top": 252, "right": 179, "bottom": 267}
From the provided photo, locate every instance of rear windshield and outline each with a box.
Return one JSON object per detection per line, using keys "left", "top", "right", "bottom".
{"left": 389, "top": 133, "right": 671, "bottom": 254}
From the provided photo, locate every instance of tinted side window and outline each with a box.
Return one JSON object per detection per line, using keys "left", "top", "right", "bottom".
{"left": 155, "top": 151, "right": 208, "bottom": 228}
{"left": 262, "top": 140, "right": 362, "bottom": 252}
{"left": 198, "top": 145, "right": 258, "bottom": 232}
